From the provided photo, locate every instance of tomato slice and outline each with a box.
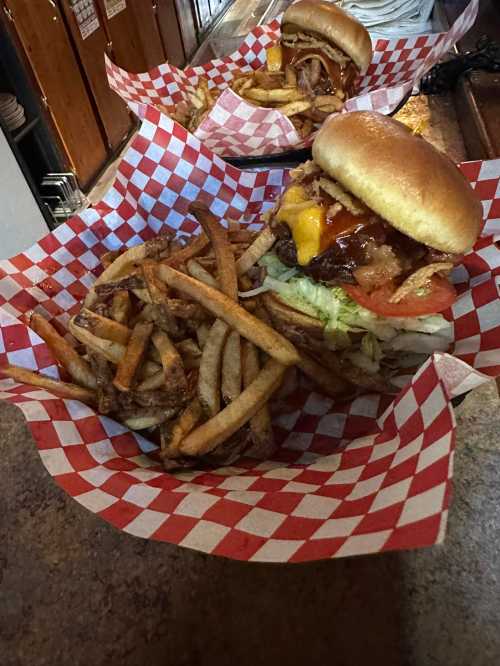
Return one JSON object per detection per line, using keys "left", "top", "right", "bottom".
{"left": 342, "top": 276, "right": 457, "bottom": 317}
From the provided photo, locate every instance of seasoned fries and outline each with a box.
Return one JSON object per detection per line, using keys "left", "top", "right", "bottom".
{"left": 74, "top": 308, "right": 130, "bottom": 345}
{"left": 188, "top": 202, "right": 237, "bottom": 300}
{"left": 110, "top": 290, "right": 131, "bottom": 324}
{"left": 242, "top": 340, "right": 274, "bottom": 458}
{"left": 29, "top": 312, "right": 96, "bottom": 390}
{"left": 221, "top": 329, "right": 241, "bottom": 404}
{"left": 0, "top": 365, "right": 96, "bottom": 404}
{"left": 187, "top": 259, "right": 219, "bottom": 289}
{"left": 157, "top": 265, "right": 299, "bottom": 366}
{"left": 161, "top": 398, "right": 203, "bottom": 459}
{"left": 113, "top": 321, "right": 153, "bottom": 392}
{"left": 179, "top": 359, "right": 286, "bottom": 456}
{"left": 152, "top": 330, "right": 187, "bottom": 391}
{"left": 4, "top": 207, "right": 354, "bottom": 471}
{"left": 197, "top": 318, "right": 229, "bottom": 416}
{"left": 156, "top": 28, "right": 356, "bottom": 139}
{"left": 236, "top": 227, "right": 276, "bottom": 276}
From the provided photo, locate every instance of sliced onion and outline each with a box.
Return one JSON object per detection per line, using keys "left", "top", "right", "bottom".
{"left": 238, "top": 284, "right": 272, "bottom": 298}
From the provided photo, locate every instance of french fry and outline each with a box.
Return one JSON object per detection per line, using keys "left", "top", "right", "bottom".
{"left": 158, "top": 265, "right": 299, "bottom": 366}
{"left": 29, "top": 312, "right": 96, "bottom": 389}
{"left": 136, "top": 370, "right": 165, "bottom": 391}
{"left": 236, "top": 227, "right": 276, "bottom": 276}
{"left": 278, "top": 100, "right": 312, "bottom": 117}
{"left": 85, "top": 239, "right": 166, "bottom": 308}
{"left": 297, "top": 352, "right": 351, "bottom": 398}
{"left": 254, "top": 70, "right": 284, "bottom": 89}
{"left": 88, "top": 351, "right": 117, "bottom": 414}
{"left": 110, "top": 290, "right": 131, "bottom": 325}
{"left": 70, "top": 317, "right": 126, "bottom": 363}
{"left": 198, "top": 318, "right": 229, "bottom": 416}
{"left": 189, "top": 202, "right": 240, "bottom": 415}
{"left": 221, "top": 329, "right": 242, "bottom": 404}
{"left": 176, "top": 338, "right": 202, "bottom": 359}
{"left": 166, "top": 299, "right": 206, "bottom": 321}
{"left": 285, "top": 64, "right": 297, "bottom": 87}
{"left": 227, "top": 219, "right": 240, "bottom": 232}
{"left": 95, "top": 273, "right": 144, "bottom": 297}
{"left": 179, "top": 359, "right": 286, "bottom": 456}
{"left": 161, "top": 398, "right": 203, "bottom": 459}
{"left": 188, "top": 202, "right": 237, "bottom": 300}
{"left": 113, "top": 321, "right": 154, "bottom": 392}
{"left": 152, "top": 330, "right": 187, "bottom": 391}
{"left": 314, "top": 95, "right": 343, "bottom": 110}
{"left": 1, "top": 365, "right": 96, "bottom": 404}
{"left": 262, "top": 293, "right": 325, "bottom": 338}
{"left": 242, "top": 340, "right": 274, "bottom": 458}
{"left": 196, "top": 322, "right": 211, "bottom": 349}
{"left": 124, "top": 413, "right": 174, "bottom": 431}
{"left": 299, "top": 118, "right": 314, "bottom": 138}
{"left": 228, "top": 229, "right": 256, "bottom": 243}
{"left": 142, "top": 258, "right": 169, "bottom": 304}
{"left": 162, "top": 233, "right": 209, "bottom": 267}
{"left": 74, "top": 308, "right": 131, "bottom": 346}
{"left": 187, "top": 259, "right": 219, "bottom": 289}
{"left": 69, "top": 318, "right": 161, "bottom": 376}
{"left": 244, "top": 87, "right": 305, "bottom": 103}
{"left": 101, "top": 249, "right": 123, "bottom": 269}
{"left": 131, "top": 288, "right": 152, "bottom": 304}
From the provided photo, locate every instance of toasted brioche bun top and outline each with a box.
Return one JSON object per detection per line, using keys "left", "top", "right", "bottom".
{"left": 312, "top": 112, "right": 482, "bottom": 254}
{"left": 282, "top": 0, "right": 372, "bottom": 73}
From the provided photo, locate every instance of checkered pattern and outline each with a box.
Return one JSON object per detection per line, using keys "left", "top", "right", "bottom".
{"left": 0, "top": 111, "right": 498, "bottom": 561}
{"left": 106, "top": 1, "right": 478, "bottom": 156}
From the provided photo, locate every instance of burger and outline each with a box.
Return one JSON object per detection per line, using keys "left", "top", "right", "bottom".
{"left": 274, "top": 0, "right": 372, "bottom": 116}
{"left": 254, "top": 112, "right": 482, "bottom": 390}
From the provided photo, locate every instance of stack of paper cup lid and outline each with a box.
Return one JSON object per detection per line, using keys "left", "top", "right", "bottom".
{"left": 0, "top": 93, "right": 26, "bottom": 132}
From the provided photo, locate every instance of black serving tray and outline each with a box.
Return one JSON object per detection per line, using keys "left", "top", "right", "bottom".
{"left": 224, "top": 91, "right": 413, "bottom": 170}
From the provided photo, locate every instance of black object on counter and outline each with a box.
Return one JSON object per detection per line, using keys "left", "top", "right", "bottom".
{"left": 422, "top": 36, "right": 500, "bottom": 94}
{"left": 225, "top": 90, "right": 412, "bottom": 169}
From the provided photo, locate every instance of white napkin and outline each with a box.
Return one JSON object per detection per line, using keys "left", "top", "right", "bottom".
{"left": 340, "top": 0, "right": 435, "bottom": 35}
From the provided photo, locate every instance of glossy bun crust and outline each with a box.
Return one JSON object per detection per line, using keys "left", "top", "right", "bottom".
{"left": 312, "top": 112, "right": 482, "bottom": 253}
{"left": 282, "top": 0, "right": 372, "bottom": 73}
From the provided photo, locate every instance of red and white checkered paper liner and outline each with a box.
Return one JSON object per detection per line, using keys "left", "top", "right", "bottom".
{"left": 106, "top": 1, "right": 478, "bottom": 157}
{"left": 1, "top": 109, "right": 499, "bottom": 562}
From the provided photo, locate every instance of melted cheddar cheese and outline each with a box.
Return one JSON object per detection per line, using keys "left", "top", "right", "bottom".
{"left": 266, "top": 45, "right": 283, "bottom": 72}
{"left": 276, "top": 185, "right": 326, "bottom": 265}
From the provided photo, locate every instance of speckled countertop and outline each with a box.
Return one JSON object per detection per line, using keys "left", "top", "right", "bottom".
{"left": 1, "top": 94, "right": 500, "bottom": 666}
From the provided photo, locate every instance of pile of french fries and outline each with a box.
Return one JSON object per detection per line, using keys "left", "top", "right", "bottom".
{"left": 2, "top": 204, "right": 348, "bottom": 470}
{"left": 157, "top": 46, "right": 344, "bottom": 139}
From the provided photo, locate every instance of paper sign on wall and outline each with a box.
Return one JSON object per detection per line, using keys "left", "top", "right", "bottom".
{"left": 104, "top": 0, "right": 127, "bottom": 19}
{"left": 71, "top": 0, "right": 100, "bottom": 40}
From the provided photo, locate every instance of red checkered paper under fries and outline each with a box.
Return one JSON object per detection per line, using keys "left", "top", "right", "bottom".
{"left": 0, "top": 107, "right": 499, "bottom": 562}
{"left": 106, "top": 0, "right": 478, "bottom": 157}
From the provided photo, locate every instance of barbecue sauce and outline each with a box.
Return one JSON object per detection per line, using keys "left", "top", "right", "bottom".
{"left": 281, "top": 45, "right": 359, "bottom": 96}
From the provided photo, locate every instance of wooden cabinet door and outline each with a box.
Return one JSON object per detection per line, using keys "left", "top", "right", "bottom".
{"left": 173, "top": 0, "right": 198, "bottom": 61}
{"left": 59, "top": 0, "right": 133, "bottom": 152}
{"left": 126, "top": 0, "right": 166, "bottom": 69}
{"left": 4, "top": 0, "right": 107, "bottom": 188}
{"left": 155, "top": 0, "right": 185, "bottom": 67}
{"left": 94, "top": 0, "right": 150, "bottom": 72}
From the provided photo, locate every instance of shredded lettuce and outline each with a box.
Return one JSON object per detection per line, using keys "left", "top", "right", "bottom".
{"left": 258, "top": 253, "right": 452, "bottom": 363}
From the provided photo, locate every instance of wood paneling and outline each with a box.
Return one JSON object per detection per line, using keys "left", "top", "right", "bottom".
{"left": 174, "top": 0, "right": 198, "bottom": 60}
{"left": 127, "top": 0, "right": 166, "bottom": 69}
{"left": 99, "top": 0, "right": 167, "bottom": 72}
{"left": 156, "top": 0, "right": 185, "bottom": 67}
{"left": 59, "top": 0, "right": 132, "bottom": 152}
{"left": 5, "top": 0, "right": 107, "bottom": 188}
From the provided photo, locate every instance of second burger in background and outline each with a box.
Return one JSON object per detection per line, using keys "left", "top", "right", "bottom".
{"left": 166, "top": 1, "right": 372, "bottom": 137}
{"left": 251, "top": 111, "right": 482, "bottom": 389}
{"left": 276, "top": 0, "right": 373, "bottom": 118}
